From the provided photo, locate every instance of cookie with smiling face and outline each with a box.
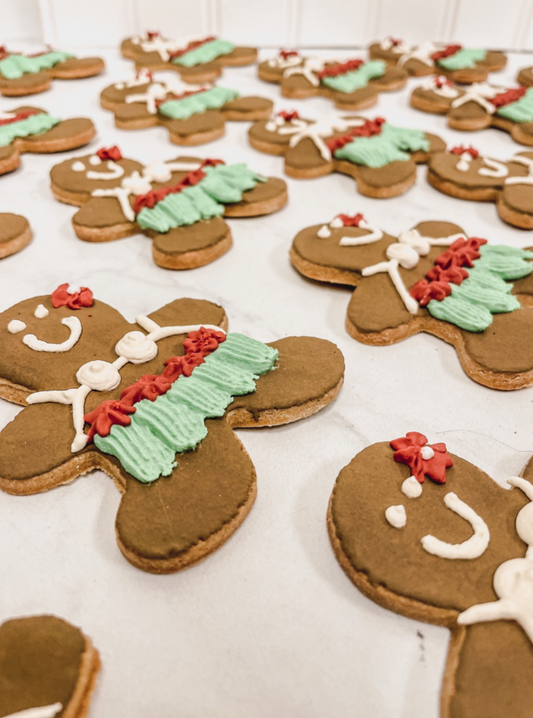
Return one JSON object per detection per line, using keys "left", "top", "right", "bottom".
{"left": 290, "top": 214, "right": 533, "bottom": 390}
{"left": 100, "top": 69, "right": 273, "bottom": 145}
{"left": 249, "top": 112, "right": 445, "bottom": 198}
{"left": 0, "top": 614, "right": 100, "bottom": 718}
{"left": 0, "top": 286, "right": 344, "bottom": 573}
{"left": 50, "top": 147, "right": 287, "bottom": 269}
{"left": 0, "top": 46, "right": 104, "bottom": 97}
{"left": 369, "top": 38, "right": 506, "bottom": 82}
{"left": 411, "top": 77, "right": 533, "bottom": 147}
{"left": 257, "top": 52, "right": 407, "bottom": 110}
{"left": 120, "top": 32, "right": 257, "bottom": 84}
{"left": 428, "top": 146, "right": 533, "bottom": 229}
{"left": 0, "top": 107, "right": 95, "bottom": 177}
{"left": 0, "top": 213, "right": 31, "bottom": 258}
{"left": 328, "top": 432, "right": 533, "bottom": 718}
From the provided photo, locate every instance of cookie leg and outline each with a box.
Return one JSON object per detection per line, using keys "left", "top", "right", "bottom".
{"left": 151, "top": 217, "right": 233, "bottom": 269}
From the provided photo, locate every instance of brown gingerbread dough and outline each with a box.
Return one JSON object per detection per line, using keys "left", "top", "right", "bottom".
{"left": 0, "top": 213, "right": 32, "bottom": 258}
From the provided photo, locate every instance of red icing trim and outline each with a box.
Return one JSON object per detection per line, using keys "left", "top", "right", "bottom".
{"left": 326, "top": 117, "right": 385, "bottom": 152}
{"left": 337, "top": 213, "right": 365, "bottom": 227}
{"left": 450, "top": 145, "right": 479, "bottom": 158}
{"left": 490, "top": 87, "right": 527, "bottom": 108}
{"left": 278, "top": 110, "right": 299, "bottom": 121}
{"left": 169, "top": 36, "right": 216, "bottom": 60}
{"left": 0, "top": 109, "right": 40, "bottom": 127}
{"left": 432, "top": 44, "right": 462, "bottom": 61}
{"left": 96, "top": 146, "right": 122, "bottom": 161}
{"left": 280, "top": 49, "right": 299, "bottom": 59}
{"left": 51, "top": 284, "right": 94, "bottom": 310}
{"left": 84, "top": 327, "right": 226, "bottom": 439}
{"left": 317, "top": 59, "right": 364, "bottom": 79}
{"left": 391, "top": 432, "right": 453, "bottom": 484}
{"left": 133, "top": 159, "right": 224, "bottom": 213}
{"left": 435, "top": 236, "right": 487, "bottom": 269}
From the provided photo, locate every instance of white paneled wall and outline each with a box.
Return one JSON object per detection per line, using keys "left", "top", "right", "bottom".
{"left": 3, "top": 0, "right": 533, "bottom": 50}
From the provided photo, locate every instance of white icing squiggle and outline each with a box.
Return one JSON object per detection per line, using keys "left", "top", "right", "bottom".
{"left": 22, "top": 316, "right": 82, "bottom": 353}
{"left": 339, "top": 219, "right": 383, "bottom": 246}
{"left": 398, "top": 41, "right": 441, "bottom": 67}
{"left": 422, "top": 76, "right": 459, "bottom": 99}
{"left": 125, "top": 82, "right": 169, "bottom": 114}
{"left": 451, "top": 82, "right": 503, "bottom": 114}
{"left": 385, "top": 504, "right": 407, "bottom": 528}
{"left": 4, "top": 703, "right": 63, "bottom": 718}
{"left": 283, "top": 57, "right": 327, "bottom": 87}
{"left": 276, "top": 115, "right": 365, "bottom": 162}
{"left": 421, "top": 492, "right": 490, "bottom": 559}
{"left": 114, "top": 68, "right": 153, "bottom": 90}
{"left": 505, "top": 155, "right": 533, "bottom": 186}
{"left": 267, "top": 53, "right": 301, "bottom": 69}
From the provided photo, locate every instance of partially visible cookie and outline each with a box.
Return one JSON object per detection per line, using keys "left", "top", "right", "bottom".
{"left": 0, "top": 213, "right": 31, "bottom": 258}
{"left": 517, "top": 65, "right": 533, "bottom": 87}
{"left": 0, "top": 614, "right": 100, "bottom": 717}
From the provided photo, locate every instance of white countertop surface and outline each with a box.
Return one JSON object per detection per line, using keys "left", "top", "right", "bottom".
{"left": 1, "top": 48, "right": 532, "bottom": 718}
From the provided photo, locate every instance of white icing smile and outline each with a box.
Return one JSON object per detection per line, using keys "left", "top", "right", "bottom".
{"left": 421, "top": 492, "right": 490, "bottom": 559}
{"left": 22, "top": 316, "right": 82, "bottom": 353}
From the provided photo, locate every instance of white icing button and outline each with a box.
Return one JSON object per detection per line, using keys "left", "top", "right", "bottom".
{"left": 76, "top": 360, "right": 121, "bottom": 391}
{"left": 7, "top": 319, "right": 26, "bottom": 334}
{"left": 116, "top": 331, "right": 158, "bottom": 363}
{"left": 402, "top": 476, "right": 423, "bottom": 499}
{"left": 421, "top": 446, "right": 435, "bottom": 460}
{"left": 385, "top": 504, "right": 407, "bottom": 529}
{"left": 89, "top": 155, "right": 102, "bottom": 166}
{"left": 72, "top": 161, "right": 86, "bottom": 172}
{"left": 34, "top": 304, "right": 49, "bottom": 319}
{"left": 317, "top": 225, "right": 331, "bottom": 239}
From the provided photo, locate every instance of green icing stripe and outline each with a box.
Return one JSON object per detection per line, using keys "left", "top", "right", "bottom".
{"left": 172, "top": 39, "right": 235, "bottom": 67}
{"left": 0, "top": 52, "right": 73, "bottom": 79}
{"left": 94, "top": 333, "right": 278, "bottom": 483}
{"left": 0, "top": 114, "right": 61, "bottom": 147}
{"left": 426, "top": 245, "right": 533, "bottom": 331}
{"left": 158, "top": 87, "right": 240, "bottom": 120}
{"left": 136, "top": 163, "right": 266, "bottom": 232}
{"left": 496, "top": 88, "right": 533, "bottom": 123}
{"left": 321, "top": 60, "right": 386, "bottom": 94}
{"left": 436, "top": 48, "right": 486, "bottom": 71}
{"left": 333, "top": 123, "right": 429, "bottom": 168}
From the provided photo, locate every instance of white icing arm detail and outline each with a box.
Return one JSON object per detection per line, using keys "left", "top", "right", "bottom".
{"left": 505, "top": 155, "right": 533, "bottom": 185}
{"left": 4, "top": 703, "right": 63, "bottom": 718}
{"left": 91, "top": 187, "right": 135, "bottom": 222}
{"left": 421, "top": 492, "right": 490, "bottom": 559}
{"left": 362, "top": 259, "right": 419, "bottom": 314}
{"left": 135, "top": 315, "right": 227, "bottom": 341}
{"left": 125, "top": 82, "right": 169, "bottom": 113}
{"left": 86, "top": 161, "right": 125, "bottom": 181}
{"left": 451, "top": 83, "right": 503, "bottom": 114}
{"left": 284, "top": 58, "right": 326, "bottom": 86}
{"left": 22, "top": 317, "right": 82, "bottom": 353}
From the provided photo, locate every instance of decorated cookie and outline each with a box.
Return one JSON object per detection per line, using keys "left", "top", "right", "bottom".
{"left": 290, "top": 215, "right": 533, "bottom": 389}
{"left": 50, "top": 148, "right": 287, "bottom": 269}
{"left": 249, "top": 112, "right": 444, "bottom": 198}
{"left": 328, "top": 432, "right": 533, "bottom": 718}
{"left": 369, "top": 38, "right": 506, "bottom": 83}
{"left": 0, "top": 107, "right": 95, "bottom": 177}
{"left": 0, "top": 46, "right": 104, "bottom": 97}
{"left": 0, "top": 288, "right": 344, "bottom": 572}
{"left": 120, "top": 32, "right": 256, "bottom": 83}
{"left": 257, "top": 51, "right": 407, "bottom": 110}
{"left": 0, "top": 213, "right": 31, "bottom": 258}
{"left": 428, "top": 146, "right": 533, "bottom": 229}
{"left": 411, "top": 77, "right": 533, "bottom": 146}
{"left": 517, "top": 65, "right": 533, "bottom": 88}
{"left": 0, "top": 614, "right": 100, "bottom": 717}
{"left": 100, "top": 69, "right": 272, "bottom": 145}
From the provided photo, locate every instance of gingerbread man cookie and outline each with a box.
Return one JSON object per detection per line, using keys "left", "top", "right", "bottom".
{"left": 428, "top": 146, "right": 533, "bottom": 229}
{"left": 0, "top": 107, "right": 95, "bottom": 177}
{"left": 100, "top": 69, "right": 272, "bottom": 145}
{"left": 0, "top": 46, "right": 104, "bottom": 97}
{"left": 411, "top": 77, "right": 533, "bottom": 146}
{"left": 328, "top": 432, "right": 533, "bottom": 718}
{"left": 0, "top": 614, "right": 100, "bottom": 717}
{"left": 249, "top": 112, "right": 444, "bottom": 198}
{"left": 257, "top": 51, "right": 407, "bottom": 110}
{"left": 369, "top": 38, "right": 506, "bottom": 82}
{"left": 0, "top": 288, "right": 345, "bottom": 573}
{"left": 517, "top": 65, "right": 533, "bottom": 88}
{"left": 0, "top": 213, "right": 31, "bottom": 258}
{"left": 50, "top": 147, "right": 287, "bottom": 269}
{"left": 120, "top": 32, "right": 256, "bottom": 83}
{"left": 291, "top": 215, "right": 533, "bottom": 389}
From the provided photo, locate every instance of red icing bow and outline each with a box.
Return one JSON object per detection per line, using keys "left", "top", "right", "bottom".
{"left": 0, "top": 46, "right": 8, "bottom": 59}
{"left": 435, "top": 236, "right": 487, "bottom": 269}
{"left": 146, "top": 31, "right": 160, "bottom": 39}
{"left": 317, "top": 59, "right": 364, "bottom": 79}
{"left": 432, "top": 44, "right": 462, "bottom": 61}
{"left": 51, "top": 284, "right": 94, "bottom": 309}
{"left": 490, "top": 87, "right": 527, "bottom": 108}
{"left": 184, "top": 326, "right": 226, "bottom": 354}
{"left": 450, "top": 145, "right": 479, "bottom": 158}
{"left": 280, "top": 49, "right": 299, "bottom": 59}
{"left": 409, "top": 279, "right": 452, "bottom": 307}
{"left": 386, "top": 36, "right": 403, "bottom": 47}
{"left": 278, "top": 110, "right": 299, "bottom": 122}
{"left": 169, "top": 36, "right": 215, "bottom": 60}
{"left": 326, "top": 117, "right": 385, "bottom": 152}
{"left": 133, "top": 159, "right": 224, "bottom": 213}
{"left": 336, "top": 213, "right": 365, "bottom": 227}
{"left": 84, "top": 401, "right": 135, "bottom": 441}
{"left": 0, "top": 109, "right": 40, "bottom": 127}
{"left": 391, "top": 432, "right": 453, "bottom": 484}
{"left": 96, "top": 146, "right": 122, "bottom": 161}
{"left": 433, "top": 75, "right": 453, "bottom": 88}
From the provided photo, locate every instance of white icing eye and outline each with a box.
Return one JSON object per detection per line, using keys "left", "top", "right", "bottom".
{"left": 317, "top": 225, "right": 331, "bottom": 239}
{"left": 76, "top": 360, "right": 121, "bottom": 391}
{"left": 34, "top": 304, "right": 49, "bottom": 319}
{"left": 402, "top": 475, "right": 422, "bottom": 498}
{"left": 8, "top": 319, "right": 26, "bottom": 334}
{"left": 89, "top": 155, "right": 102, "bottom": 166}
{"left": 421, "top": 446, "right": 435, "bottom": 460}
{"left": 116, "top": 331, "right": 158, "bottom": 363}
{"left": 72, "top": 161, "right": 86, "bottom": 172}
{"left": 386, "top": 243, "right": 420, "bottom": 269}
{"left": 329, "top": 217, "right": 343, "bottom": 229}
{"left": 385, "top": 505, "right": 407, "bottom": 529}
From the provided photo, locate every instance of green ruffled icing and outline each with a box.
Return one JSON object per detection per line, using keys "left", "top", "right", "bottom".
{"left": 496, "top": 88, "right": 533, "bottom": 123}
{"left": 426, "top": 245, "right": 533, "bottom": 331}
{"left": 0, "top": 113, "right": 61, "bottom": 147}
{"left": 94, "top": 333, "right": 278, "bottom": 483}
{"left": 136, "top": 163, "right": 266, "bottom": 232}
{"left": 333, "top": 123, "right": 429, "bottom": 168}
{"left": 172, "top": 39, "right": 235, "bottom": 68}
{"left": 321, "top": 60, "right": 386, "bottom": 94}
{"left": 0, "top": 51, "right": 73, "bottom": 79}
{"left": 158, "top": 87, "right": 240, "bottom": 120}
{"left": 436, "top": 48, "right": 486, "bottom": 71}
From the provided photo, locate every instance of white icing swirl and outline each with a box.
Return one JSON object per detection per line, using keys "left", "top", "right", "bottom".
{"left": 115, "top": 330, "right": 158, "bottom": 363}
{"left": 76, "top": 360, "right": 121, "bottom": 391}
